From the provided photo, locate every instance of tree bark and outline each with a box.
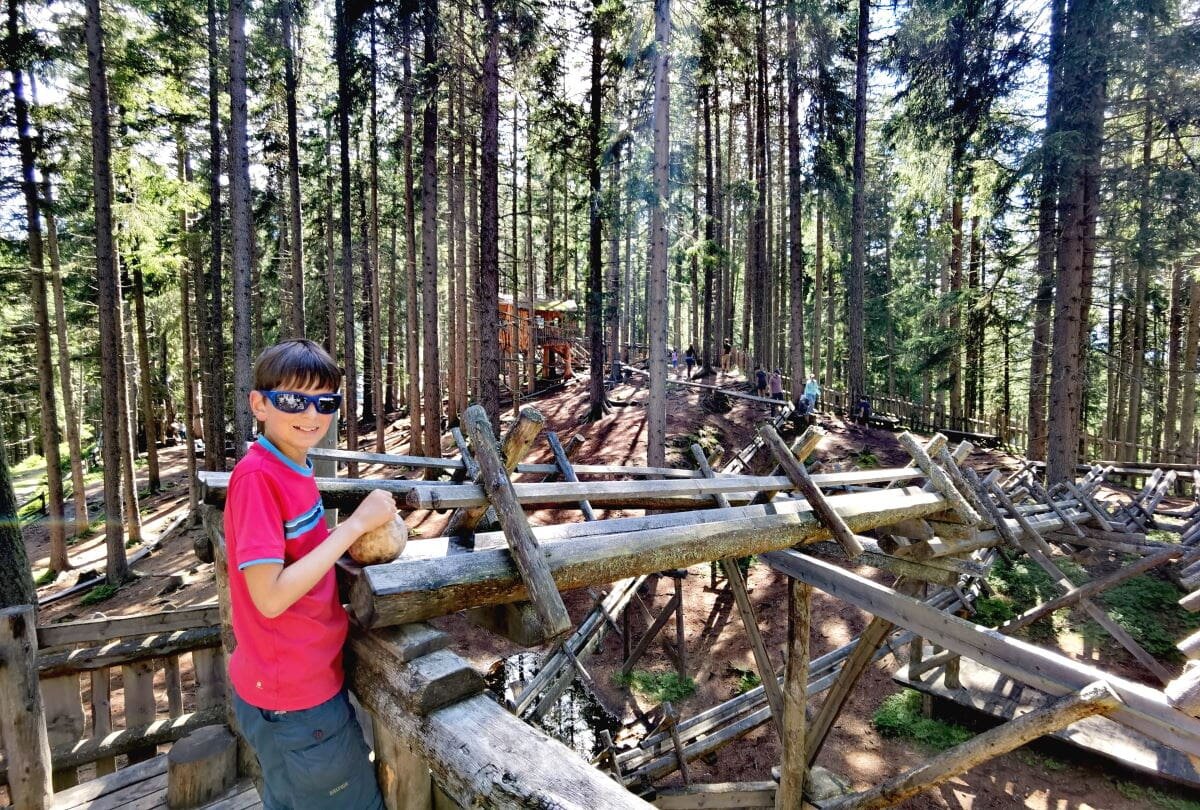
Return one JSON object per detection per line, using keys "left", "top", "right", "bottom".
{"left": 228, "top": 0, "right": 254, "bottom": 458}
{"left": 84, "top": 0, "right": 129, "bottom": 583}
{"left": 1046, "top": 0, "right": 1112, "bottom": 484}
{"left": 1123, "top": 101, "right": 1153, "bottom": 462}
{"left": 421, "top": 0, "right": 443, "bottom": 461}
{"left": 402, "top": 19, "right": 423, "bottom": 454}
{"left": 282, "top": 0, "right": 305, "bottom": 337}
{"left": 203, "top": 0, "right": 226, "bottom": 475}
{"left": 646, "top": 0, "right": 670, "bottom": 467}
{"left": 1177, "top": 268, "right": 1200, "bottom": 463}
{"left": 177, "top": 137, "right": 201, "bottom": 516}
{"left": 786, "top": 0, "right": 804, "bottom": 400}
{"left": 1164, "top": 262, "right": 1184, "bottom": 455}
{"left": 847, "top": 0, "right": 868, "bottom": 401}
{"left": 453, "top": 26, "right": 469, "bottom": 420}
{"left": 478, "top": 1, "right": 501, "bottom": 432}
{"left": 586, "top": 3, "right": 608, "bottom": 421}
{"left": 6, "top": 4, "right": 68, "bottom": 571}
{"left": 368, "top": 11, "right": 384, "bottom": 449}
{"left": 335, "top": 0, "right": 359, "bottom": 468}
{"left": 132, "top": 263, "right": 161, "bottom": 492}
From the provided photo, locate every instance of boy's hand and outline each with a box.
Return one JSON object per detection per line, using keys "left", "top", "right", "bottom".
{"left": 350, "top": 489, "right": 398, "bottom": 534}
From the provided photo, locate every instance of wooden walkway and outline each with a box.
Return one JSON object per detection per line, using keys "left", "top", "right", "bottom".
{"left": 894, "top": 657, "right": 1200, "bottom": 791}
{"left": 49, "top": 755, "right": 260, "bottom": 810}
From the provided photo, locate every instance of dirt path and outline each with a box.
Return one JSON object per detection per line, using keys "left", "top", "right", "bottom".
{"left": 22, "top": 379, "right": 1196, "bottom": 808}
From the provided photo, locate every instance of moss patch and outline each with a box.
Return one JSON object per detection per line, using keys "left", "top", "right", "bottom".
{"left": 872, "top": 689, "right": 973, "bottom": 751}
{"left": 614, "top": 669, "right": 697, "bottom": 705}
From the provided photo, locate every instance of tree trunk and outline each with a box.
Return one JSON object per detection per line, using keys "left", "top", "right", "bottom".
{"left": 812, "top": 197, "right": 823, "bottom": 380}
{"left": 1177, "top": 268, "right": 1200, "bottom": 462}
{"left": 41, "top": 174, "right": 90, "bottom": 536}
{"left": 1163, "top": 262, "right": 1184, "bottom": 455}
{"left": 402, "top": 19, "right": 423, "bottom": 453}
{"left": 228, "top": 0, "right": 254, "bottom": 458}
{"left": 1027, "top": 0, "right": 1065, "bottom": 460}
{"left": 446, "top": 43, "right": 461, "bottom": 426}
{"left": 368, "top": 12, "right": 384, "bottom": 449}
{"left": 453, "top": 28, "right": 469, "bottom": 420}
{"left": 524, "top": 119, "right": 536, "bottom": 395}
{"left": 177, "top": 137, "right": 201, "bottom": 516}
{"left": 646, "top": 0, "right": 670, "bottom": 467}
{"left": 786, "top": 0, "right": 804, "bottom": 400}
{"left": 751, "top": 0, "right": 768, "bottom": 366}
{"left": 85, "top": 0, "right": 129, "bottom": 583}
{"left": 701, "top": 84, "right": 715, "bottom": 372}
{"left": 0, "top": 437, "right": 35, "bottom": 607}
{"left": 846, "top": 0, "right": 869, "bottom": 402}
{"left": 421, "top": 0, "right": 443, "bottom": 461}
{"left": 948, "top": 193, "right": 963, "bottom": 426}
{"left": 586, "top": 3, "right": 608, "bottom": 420}
{"left": 478, "top": 0, "right": 501, "bottom": 431}
{"left": 335, "top": 0, "right": 359, "bottom": 469}
{"left": 118, "top": 271, "right": 143, "bottom": 546}
{"left": 282, "top": 0, "right": 305, "bottom": 337}
{"left": 7, "top": 3, "right": 68, "bottom": 570}
{"left": 132, "top": 264, "right": 161, "bottom": 493}
{"left": 1046, "top": 0, "right": 1112, "bottom": 484}
{"left": 607, "top": 155, "right": 622, "bottom": 380}
{"left": 1123, "top": 102, "right": 1153, "bottom": 462}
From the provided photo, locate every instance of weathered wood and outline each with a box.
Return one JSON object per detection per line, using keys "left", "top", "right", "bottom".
{"left": 898, "top": 432, "right": 981, "bottom": 526}
{"left": 351, "top": 488, "right": 954, "bottom": 627}
{"left": 346, "top": 626, "right": 478, "bottom": 715}
{"left": 1181, "top": 590, "right": 1200, "bottom": 613}
{"left": 760, "top": 424, "right": 864, "bottom": 558}
{"left": 166, "top": 724, "right": 237, "bottom": 808}
{"left": 1063, "top": 480, "right": 1117, "bottom": 533}
{"left": 449, "top": 427, "right": 480, "bottom": 482}
{"left": 654, "top": 781, "right": 777, "bottom": 809}
{"left": 46, "top": 753, "right": 166, "bottom": 810}
{"left": 1179, "top": 630, "right": 1200, "bottom": 661}
{"left": 1025, "top": 477, "right": 1087, "bottom": 539}
{"left": 42, "top": 673, "right": 84, "bottom": 789}
{"left": 622, "top": 593, "right": 682, "bottom": 676}
{"left": 122, "top": 658, "right": 158, "bottom": 764}
{"left": 446, "top": 405, "right": 545, "bottom": 535}
{"left": 38, "top": 627, "right": 220, "bottom": 677}
{"left": 806, "top": 541, "right": 975, "bottom": 586}
{"left": 192, "top": 647, "right": 226, "bottom": 711}
{"left": 165, "top": 657, "right": 184, "bottom": 717}
{"left": 823, "top": 681, "right": 1120, "bottom": 810}
{"left": 548, "top": 431, "right": 596, "bottom": 522}
{"left": 762, "top": 550, "right": 1200, "bottom": 756}
{"left": 460, "top": 404, "right": 571, "bottom": 640}
{"left": 777, "top": 580, "right": 811, "bottom": 809}
{"left": 1166, "top": 664, "right": 1200, "bottom": 715}
{"left": 36, "top": 605, "right": 221, "bottom": 650}
{"left": 372, "top": 718, "right": 432, "bottom": 810}
{"left": 90, "top": 668, "right": 115, "bottom": 776}
{"left": 885, "top": 434, "right": 948, "bottom": 491}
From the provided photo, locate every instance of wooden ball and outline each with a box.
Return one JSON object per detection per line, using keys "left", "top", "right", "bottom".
{"left": 348, "top": 516, "right": 409, "bottom": 565}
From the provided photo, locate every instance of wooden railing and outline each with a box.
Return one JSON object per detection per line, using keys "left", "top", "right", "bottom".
{"left": 0, "top": 604, "right": 226, "bottom": 801}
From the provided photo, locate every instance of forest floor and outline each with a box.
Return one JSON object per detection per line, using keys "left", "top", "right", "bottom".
{"left": 21, "top": 366, "right": 1200, "bottom": 809}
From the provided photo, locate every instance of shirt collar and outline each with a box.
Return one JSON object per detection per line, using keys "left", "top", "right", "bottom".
{"left": 255, "top": 435, "right": 314, "bottom": 477}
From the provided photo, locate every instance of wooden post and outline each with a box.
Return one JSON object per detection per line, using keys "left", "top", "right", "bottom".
{"left": 759, "top": 423, "right": 865, "bottom": 559}
{"left": 90, "top": 669, "right": 115, "bottom": 776}
{"left": 0, "top": 605, "right": 51, "bottom": 810}
{"left": 1063, "top": 480, "right": 1117, "bottom": 533}
{"left": 167, "top": 725, "right": 237, "bottom": 808}
{"left": 372, "top": 719, "right": 433, "bottom": 810}
{"left": 461, "top": 405, "right": 571, "bottom": 640}
{"left": 41, "top": 674, "right": 83, "bottom": 789}
{"left": 897, "top": 432, "right": 981, "bottom": 526}
{"left": 446, "top": 406, "right": 544, "bottom": 536}
{"left": 776, "top": 579, "right": 811, "bottom": 809}
{"left": 548, "top": 431, "right": 596, "bottom": 521}
{"left": 822, "top": 681, "right": 1120, "bottom": 810}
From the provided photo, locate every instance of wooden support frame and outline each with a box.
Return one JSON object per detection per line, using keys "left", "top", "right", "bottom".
{"left": 823, "top": 681, "right": 1121, "bottom": 809}
{"left": 761, "top": 550, "right": 1200, "bottom": 757}
{"left": 897, "top": 432, "right": 981, "bottom": 526}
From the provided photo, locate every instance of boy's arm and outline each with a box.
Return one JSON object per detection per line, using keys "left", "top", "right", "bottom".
{"left": 243, "top": 489, "right": 396, "bottom": 619}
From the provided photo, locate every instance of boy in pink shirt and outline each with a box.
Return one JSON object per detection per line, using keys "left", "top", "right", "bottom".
{"left": 226, "top": 339, "right": 395, "bottom": 809}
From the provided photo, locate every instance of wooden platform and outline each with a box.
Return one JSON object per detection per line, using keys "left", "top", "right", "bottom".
{"left": 894, "top": 657, "right": 1200, "bottom": 790}
{"left": 49, "top": 755, "right": 261, "bottom": 810}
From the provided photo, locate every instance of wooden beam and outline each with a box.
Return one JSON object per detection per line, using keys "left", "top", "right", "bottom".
{"left": 36, "top": 605, "right": 220, "bottom": 650}
{"left": 898, "top": 432, "right": 981, "bottom": 526}
{"left": 548, "top": 431, "right": 596, "bottom": 522}
{"left": 776, "top": 580, "right": 812, "bottom": 809}
{"left": 761, "top": 550, "right": 1200, "bottom": 756}
{"left": 459, "top": 405, "right": 571, "bottom": 641}
{"left": 822, "top": 681, "right": 1121, "bottom": 809}
{"left": 446, "top": 405, "right": 545, "bottom": 535}
{"left": 760, "top": 423, "right": 864, "bottom": 558}
{"left": 1063, "top": 480, "right": 1117, "bottom": 533}
{"left": 0, "top": 605, "right": 51, "bottom": 809}
{"left": 351, "top": 488, "right": 953, "bottom": 628}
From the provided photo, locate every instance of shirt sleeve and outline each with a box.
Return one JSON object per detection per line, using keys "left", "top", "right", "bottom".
{"left": 227, "top": 471, "right": 286, "bottom": 571}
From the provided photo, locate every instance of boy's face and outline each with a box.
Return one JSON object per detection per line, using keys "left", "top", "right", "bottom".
{"left": 249, "top": 378, "right": 338, "bottom": 463}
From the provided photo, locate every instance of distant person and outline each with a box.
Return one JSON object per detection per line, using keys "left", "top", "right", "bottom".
{"left": 804, "top": 375, "right": 821, "bottom": 410}
{"left": 768, "top": 369, "right": 784, "bottom": 415}
{"left": 670, "top": 348, "right": 679, "bottom": 374}
{"left": 721, "top": 338, "right": 732, "bottom": 372}
{"left": 854, "top": 395, "right": 871, "bottom": 425}
{"left": 685, "top": 345, "right": 696, "bottom": 378}
{"left": 754, "top": 364, "right": 768, "bottom": 399}
{"left": 225, "top": 339, "right": 393, "bottom": 810}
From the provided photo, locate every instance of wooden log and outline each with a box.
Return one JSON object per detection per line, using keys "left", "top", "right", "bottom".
{"left": 167, "top": 724, "right": 237, "bottom": 808}
{"left": 0, "top": 606, "right": 52, "bottom": 809}
{"left": 37, "top": 627, "right": 220, "bottom": 677}
{"left": 345, "top": 625, "right": 479, "bottom": 716}
{"left": 885, "top": 434, "right": 948, "bottom": 491}
{"left": 805, "top": 542, "right": 965, "bottom": 586}
{"left": 446, "top": 405, "right": 545, "bottom": 535}
{"left": 450, "top": 427, "right": 480, "bottom": 482}
{"left": 761, "top": 550, "right": 1200, "bottom": 756}
{"left": 192, "top": 647, "right": 227, "bottom": 711}
{"left": 822, "top": 681, "right": 1121, "bottom": 810}
{"left": 90, "top": 668, "right": 115, "bottom": 776}
{"left": 460, "top": 404, "right": 571, "bottom": 640}
{"left": 987, "top": 480, "right": 1174, "bottom": 685}
{"left": 621, "top": 594, "right": 682, "bottom": 675}
{"left": 655, "top": 781, "right": 778, "bottom": 809}
{"left": 548, "top": 431, "right": 596, "bottom": 522}
{"left": 1045, "top": 530, "right": 1165, "bottom": 556}
{"left": 1181, "top": 590, "right": 1200, "bottom": 613}
{"left": 776, "top": 580, "right": 812, "bottom": 809}
{"left": 352, "top": 488, "right": 954, "bottom": 628}
{"left": 36, "top": 605, "right": 221, "bottom": 650}
{"left": 1026, "top": 478, "right": 1086, "bottom": 539}
{"left": 760, "top": 423, "right": 864, "bottom": 558}
{"left": 1063, "top": 480, "right": 1117, "bottom": 533}
{"left": 930, "top": 445, "right": 989, "bottom": 523}
{"left": 42, "top": 674, "right": 84, "bottom": 789}
{"left": 1166, "top": 663, "right": 1200, "bottom": 716}
{"left": 372, "top": 718, "right": 432, "bottom": 810}
{"left": 123, "top": 659, "right": 159, "bottom": 764}
{"left": 898, "top": 432, "right": 981, "bottom": 526}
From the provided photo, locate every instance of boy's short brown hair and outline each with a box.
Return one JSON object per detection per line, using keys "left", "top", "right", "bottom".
{"left": 253, "top": 339, "right": 343, "bottom": 392}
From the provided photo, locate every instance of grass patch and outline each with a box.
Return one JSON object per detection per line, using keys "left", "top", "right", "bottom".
{"left": 34, "top": 569, "right": 59, "bottom": 587}
{"left": 668, "top": 425, "right": 723, "bottom": 463}
{"left": 872, "top": 689, "right": 973, "bottom": 751}
{"left": 1015, "top": 750, "right": 1068, "bottom": 772}
{"left": 970, "top": 595, "right": 1015, "bottom": 627}
{"left": 81, "top": 583, "right": 120, "bottom": 606}
{"left": 853, "top": 450, "right": 879, "bottom": 468}
{"left": 1117, "top": 781, "right": 1200, "bottom": 810}
{"left": 730, "top": 667, "right": 761, "bottom": 694}
{"left": 1082, "top": 574, "right": 1200, "bottom": 661}
{"left": 614, "top": 669, "right": 696, "bottom": 704}
{"left": 984, "top": 556, "right": 1089, "bottom": 642}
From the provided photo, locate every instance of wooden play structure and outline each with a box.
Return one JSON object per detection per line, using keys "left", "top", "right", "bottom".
{"left": 498, "top": 294, "right": 581, "bottom": 381}
{"left": 6, "top": 404, "right": 1200, "bottom": 808}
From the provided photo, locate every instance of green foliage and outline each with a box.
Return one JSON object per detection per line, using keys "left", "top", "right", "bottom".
{"left": 872, "top": 689, "right": 973, "bottom": 751}
{"left": 729, "top": 666, "right": 761, "bottom": 694}
{"left": 34, "top": 569, "right": 59, "bottom": 587}
{"left": 81, "top": 583, "right": 120, "bottom": 606}
{"left": 970, "top": 595, "right": 1015, "bottom": 627}
{"left": 1015, "top": 751, "right": 1067, "bottom": 772}
{"left": 1116, "top": 780, "right": 1200, "bottom": 810}
{"left": 853, "top": 450, "right": 878, "bottom": 468}
{"left": 613, "top": 669, "right": 696, "bottom": 704}
{"left": 1082, "top": 575, "right": 1200, "bottom": 661}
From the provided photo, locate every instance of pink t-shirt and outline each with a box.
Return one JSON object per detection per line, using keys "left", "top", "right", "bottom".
{"left": 225, "top": 436, "right": 347, "bottom": 711}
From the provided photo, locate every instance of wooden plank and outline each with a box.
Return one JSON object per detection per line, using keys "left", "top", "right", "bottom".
{"left": 42, "top": 674, "right": 84, "bottom": 790}
{"left": 351, "top": 488, "right": 955, "bottom": 628}
{"left": 38, "top": 628, "right": 220, "bottom": 677}
{"left": 91, "top": 668, "right": 115, "bottom": 776}
{"left": 0, "top": 604, "right": 51, "bottom": 809}
{"left": 761, "top": 550, "right": 1200, "bottom": 756}
{"left": 164, "top": 657, "right": 184, "bottom": 717}
{"left": 653, "top": 781, "right": 776, "bottom": 809}
{"left": 777, "top": 580, "right": 812, "bottom": 809}
{"left": 760, "top": 424, "right": 864, "bottom": 558}
{"left": 372, "top": 719, "right": 433, "bottom": 810}
{"left": 446, "top": 406, "right": 545, "bottom": 535}
{"left": 460, "top": 404, "right": 571, "bottom": 640}
{"left": 548, "top": 431, "right": 596, "bottom": 521}
{"left": 47, "top": 753, "right": 167, "bottom": 810}
{"left": 121, "top": 659, "right": 159, "bottom": 764}
{"left": 37, "top": 605, "right": 221, "bottom": 650}
{"left": 823, "top": 681, "right": 1119, "bottom": 809}
{"left": 621, "top": 594, "right": 682, "bottom": 676}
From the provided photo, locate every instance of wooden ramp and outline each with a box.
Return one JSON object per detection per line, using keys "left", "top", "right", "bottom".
{"left": 894, "top": 657, "right": 1200, "bottom": 791}
{"left": 49, "top": 754, "right": 261, "bottom": 810}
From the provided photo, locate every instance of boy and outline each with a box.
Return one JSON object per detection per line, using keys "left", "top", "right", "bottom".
{"left": 225, "top": 339, "right": 396, "bottom": 810}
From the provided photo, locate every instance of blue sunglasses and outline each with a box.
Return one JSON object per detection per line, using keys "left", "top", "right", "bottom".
{"left": 258, "top": 390, "right": 343, "bottom": 415}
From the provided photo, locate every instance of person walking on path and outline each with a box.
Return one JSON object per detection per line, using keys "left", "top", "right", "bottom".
{"left": 804, "top": 375, "right": 821, "bottom": 411}
{"left": 769, "top": 368, "right": 784, "bottom": 415}
{"left": 754, "top": 364, "right": 768, "bottom": 400}
{"left": 685, "top": 345, "right": 696, "bottom": 379}
{"left": 721, "top": 338, "right": 732, "bottom": 373}
{"left": 670, "top": 348, "right": 679, "bottom": 375}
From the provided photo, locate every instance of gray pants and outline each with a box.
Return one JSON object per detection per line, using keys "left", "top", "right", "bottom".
{"left": 234, "top": 688, "right": 385, "bottom": 810}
